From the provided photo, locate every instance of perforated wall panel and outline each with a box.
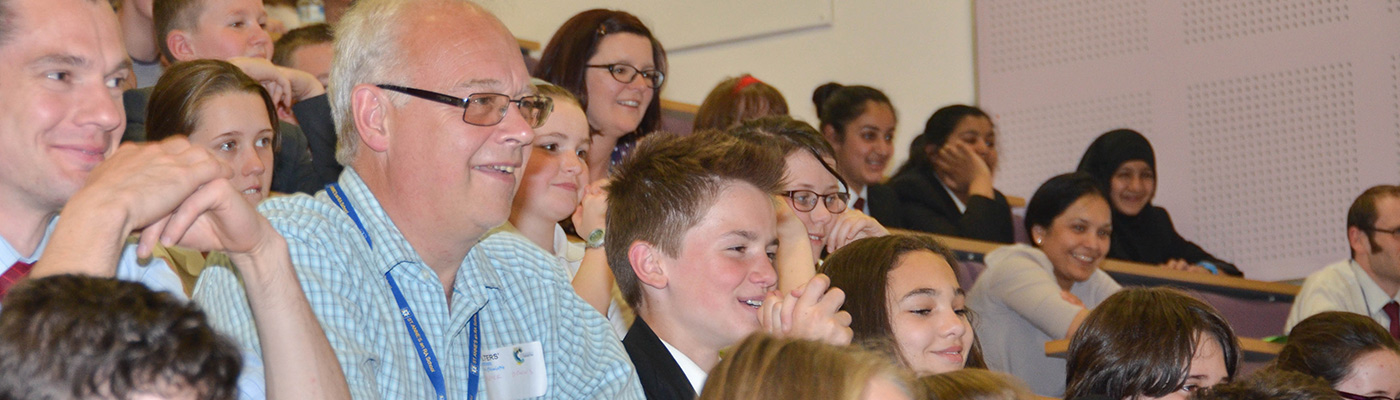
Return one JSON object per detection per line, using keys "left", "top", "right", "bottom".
{"left": 979, "top": 0, "right": 1149, "bottom": 73}
{"left": 1394, "top": 54, "right": 1400, "bottom": 173}
{"left": 976, "top": 0, "right": 1400, "bottom": 280}
{"left": 1186, "top": 63, "right": 1359, "bottom": 266}
{"left": 996, "top": 92, "right": 1154, "bottom": 198}
{"left": 1182, "top": 0, "right": 1349, "bottom": 44}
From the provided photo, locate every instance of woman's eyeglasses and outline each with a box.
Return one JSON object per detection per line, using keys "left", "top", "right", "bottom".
{"left": 587, "top": 63, "right": 665, "bottom": 88}
{"left": 1338, "top": 390, "right": 1395, "bottom": 400}
{"left": 783, "top": 190, "right": 849, "bottom": 214}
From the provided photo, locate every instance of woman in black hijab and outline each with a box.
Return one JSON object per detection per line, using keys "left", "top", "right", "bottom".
{"left": 1076, "top": 129, "right": 1243, "bottom": 276}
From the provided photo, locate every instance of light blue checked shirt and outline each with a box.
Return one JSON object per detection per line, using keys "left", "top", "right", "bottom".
{"left": 194, "top": 168, "right": 642, "bottom": 399}
{"left": 1, "top": 217, "right": 268, "bottom": 399}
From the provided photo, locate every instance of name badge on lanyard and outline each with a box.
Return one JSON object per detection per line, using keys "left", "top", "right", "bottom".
{"left": 326, "top": 183, "right": 482, "bottom": 400}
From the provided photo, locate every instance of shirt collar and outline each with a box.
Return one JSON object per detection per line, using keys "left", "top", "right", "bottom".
{"left": 0, "top": 216, "right": 57, "bottom": 268}
{"left": 333, "top": 168, "right": 504, "bottom": 296}
{"left": 938, "top": 178, "right": 968, "bottom": 213}
{"left": 1348, "top": 259, "right": 1398, "bottom": 314}
{"left": 659, "top": 337, "right": 709, "bottom": 394}
{"left": 856, "top": 186, "right": 870, "bottom": 213}
{"left": 554, "top": 224, "right": 584, "bottom": 263}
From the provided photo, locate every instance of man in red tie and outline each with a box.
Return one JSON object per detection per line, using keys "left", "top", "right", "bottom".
{"left": 0, "top": 0, "right": 352, "bottom": 397}
{"left": 1286, "top": 185, "right": 1400, "bottom": 340}
{"left": 0, "top": 0, "right": 193, "bottom": 295}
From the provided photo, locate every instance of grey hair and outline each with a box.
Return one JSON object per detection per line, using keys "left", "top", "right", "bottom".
{"left": 332, "top": 0, "right": 512, "bottom": 165}
{"left": 329, "top": 0, "right": 420, "bottom": 164}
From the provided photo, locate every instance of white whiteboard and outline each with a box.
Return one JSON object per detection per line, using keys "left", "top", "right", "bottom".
{"left": 481, "top": 0, "right": 833, "bottom": 51}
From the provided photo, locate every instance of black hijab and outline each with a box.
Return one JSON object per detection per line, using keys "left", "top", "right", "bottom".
{"left": 1077, "top": 128, "right": 1162, "bottom": 258}
{"left": 1077, "top": 129, "right": 1155, "bottom": 195}
{"left": 1075, "top": 129, "right": 1242, "bottom": 276}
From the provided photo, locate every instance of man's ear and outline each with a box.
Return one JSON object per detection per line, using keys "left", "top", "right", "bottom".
{"left": 1348, "top": 226, "right": 1372, "bottom": 256}
{"left": 352, "top": 83, "right": 391, "bottom": 153}
{"left": 166, "top": 30, "right": 197, "bottom": 61}
{"left": 628, "top": 240, "right": 668, "bottom": 290}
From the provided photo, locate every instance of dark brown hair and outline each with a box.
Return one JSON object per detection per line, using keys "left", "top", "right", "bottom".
{"left": 693, "top": 74, "right": 789, "bottom": 131}
{"left": 812, "top": 82, "right": 893, "bottom": 143}
{"left": 893, "top": 105, "right": 990, "bottom": 178}
{"left": 272, "top": 23, "right": 333, "bottom": 67}
{"left": 820, "top": 234, "right": 987, "bottom": 371}
{"left": 606, "top": 130, "right": 784, "bottom": 308}
{"left": 147, "top": 59, "right": 279, "bottom": 150}
{"left": 534, "top": 9, "right": 667, "bottom": 140}
{"left": 1348, "top": 185, "right": 1400, "bottom": 255}
{"left": 1189, "top": 368, "right": 1334, "bottom": 400}
{"left": 1065, "top": 287, "right": 1240, "bottom": 399}
{"left": 1274, "top": 311, "right": 1400, "bottom": 386}
{"left": 0, "top": 275, "right": 240, "bottom": 400}
{"left": 1024, "top": 172, "right": 1104, "bottom": 241}
{"left": 727, "top": 115, "right": 845, "bottom": 189}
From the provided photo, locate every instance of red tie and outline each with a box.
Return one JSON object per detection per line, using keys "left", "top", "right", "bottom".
{"left": 852, "top": 197, "right": 866, "bottom": 213}
{"left": 0, "top": 260, "right": 34, "bottom": 299}
{"left": 1384, "top": 301, "right": 1400, "bottom": 341}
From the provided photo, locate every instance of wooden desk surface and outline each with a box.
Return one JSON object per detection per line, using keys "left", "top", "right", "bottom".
{"left": 1046, "top": 337, "right": 1283, "bottom": 362}
{"left": 1100, "top": 259, "right": 1298, "bottom": 300}
{"left": 661, "top": 99, "right": 701, "bottom": 114}
{"left": 888, "top": 230, "right": 1300, "bottom": 301}
{"left": 1007, "top": 195, "right": 1026, "bottom": 208}
{"left": 517, "top": 39, "right": 541, "bottom": 51}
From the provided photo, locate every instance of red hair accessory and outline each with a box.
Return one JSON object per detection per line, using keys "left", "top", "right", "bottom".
{"left": 733, "top": 75, "right": 762, "bottom": 94}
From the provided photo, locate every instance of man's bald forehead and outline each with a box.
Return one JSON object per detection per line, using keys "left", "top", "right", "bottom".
{"left": 393, "top": 0, "right": 523, "bottom": 78}
{"left": 397, "top": 0, "right": 513, "bottom": 40}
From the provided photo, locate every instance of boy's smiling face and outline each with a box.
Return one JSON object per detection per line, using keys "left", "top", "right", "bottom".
{"left": 176, "top": 0, "right": 273, "bottom": 61}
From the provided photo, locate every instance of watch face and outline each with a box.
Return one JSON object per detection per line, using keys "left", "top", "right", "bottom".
{"left": 588, "top": 229, "right": 606, "bottom": 245}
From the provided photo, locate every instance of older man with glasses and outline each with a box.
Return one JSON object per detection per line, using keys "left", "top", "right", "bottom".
{"left": 193, "top": 0, "right": 643, "bottom": 398}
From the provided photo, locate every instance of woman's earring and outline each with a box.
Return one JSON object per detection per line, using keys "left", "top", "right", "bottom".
{"left": 1034, "top": 238, "right": 1042, "bottom": 245}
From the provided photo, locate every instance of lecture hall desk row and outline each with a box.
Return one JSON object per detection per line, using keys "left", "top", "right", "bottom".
{"left": 890, "top": 229, "right": 1296, "bottom": 365}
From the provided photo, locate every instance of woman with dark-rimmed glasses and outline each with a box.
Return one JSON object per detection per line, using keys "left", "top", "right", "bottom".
{"left": 726, "top": 116, "right": 888, "bottom": 290}
{"left": 535, "top": 9, "right": 668, "bottom": 182}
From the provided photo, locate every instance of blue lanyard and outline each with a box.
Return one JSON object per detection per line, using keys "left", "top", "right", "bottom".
{"left": 327, "top": 183, "right": 480, "bottom": 400}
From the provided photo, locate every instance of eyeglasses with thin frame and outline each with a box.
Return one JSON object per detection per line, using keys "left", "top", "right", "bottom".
{"left": 783, "top": 190, "right": 850, "bottom": 214}
{"left": 1364, "top": 226, "right": 1400, "bottom": 239}
{"left": 1338, "top": 390, "right": 1395, "bottom": 400}
{"left": 375, "top": 84, "right": 553, "bottom": 128}
{"left": 586, "top": 63, "right": 665, "bottom": 88}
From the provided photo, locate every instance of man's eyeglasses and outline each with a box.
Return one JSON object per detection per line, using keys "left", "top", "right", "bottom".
{"left": 1364, "top": 226, "right": 1400, "bottom": 238}
{"left": 783, "top": 190, "right": 850, "bottom": 214}
{"left": 587, "top": 64, "right": 665, "bottom": 88}
{"left": 1338, "top": 390, "right": 1395, "bottom": 400}
{"left": 376, "top": 84, "right": 553, "bottom": 128}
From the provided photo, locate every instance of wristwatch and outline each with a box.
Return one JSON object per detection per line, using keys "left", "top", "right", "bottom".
{"left": 585, "top": 228, "right": 606, "bottom": 249}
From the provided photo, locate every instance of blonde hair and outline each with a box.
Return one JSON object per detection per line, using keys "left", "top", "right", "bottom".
{"left": 700, "top": 334, "right": 912, "bottom": 400}
{"left": 532, "top": 78, "right": 580, "bottom": 108}
{"left": 918, "top": 369, "right": 1035, "bottom": 400}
